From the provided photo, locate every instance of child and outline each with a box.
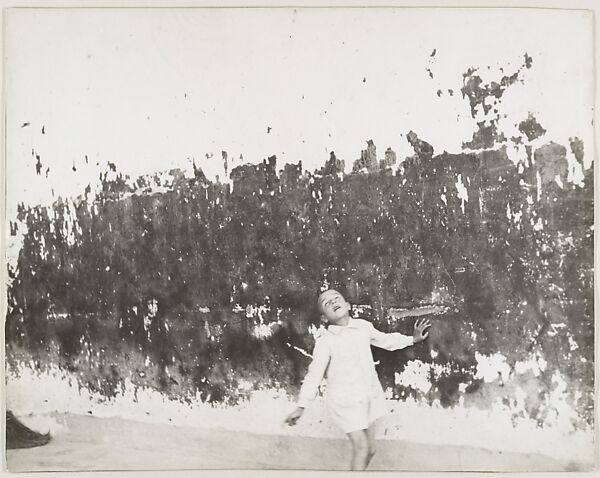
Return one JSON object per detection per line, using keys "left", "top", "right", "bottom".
{"left": 284, "top": 289, "right": 431, "bottom": 470}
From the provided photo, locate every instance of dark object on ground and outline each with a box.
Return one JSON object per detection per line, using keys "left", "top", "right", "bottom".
{"left": 6, "top": 411, "right": 51, "bottom": 449}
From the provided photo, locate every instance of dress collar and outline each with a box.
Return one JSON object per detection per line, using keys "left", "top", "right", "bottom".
{"left": 327, "top": 318, "right": 360, "bottom": 335}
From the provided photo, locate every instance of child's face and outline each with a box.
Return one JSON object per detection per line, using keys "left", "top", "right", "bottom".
{"left": 318, "top": 289, "right": 350, "bottom": 325}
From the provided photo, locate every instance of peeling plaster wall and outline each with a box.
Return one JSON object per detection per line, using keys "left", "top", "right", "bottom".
{"left": 5, "top": 56, "right": 594, "bottom": 450}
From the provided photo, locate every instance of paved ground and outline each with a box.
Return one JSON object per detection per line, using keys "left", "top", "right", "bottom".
{"left": 5, "top": 413, "right": 590, "bottom": 472}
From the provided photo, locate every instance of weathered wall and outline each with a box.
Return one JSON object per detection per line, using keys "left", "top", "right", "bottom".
{"left": 6, "top": 138, "right": 593, "bottom": 426}
{"left": 5, "top": 57, "right": 594, "bottom": 436}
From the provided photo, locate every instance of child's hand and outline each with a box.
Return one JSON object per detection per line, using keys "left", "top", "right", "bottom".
{"left": 413, "top": 318, "right": 431, "bottom": 343}
{"left": 284, "top": 407, "right": 304, "bottom": 426}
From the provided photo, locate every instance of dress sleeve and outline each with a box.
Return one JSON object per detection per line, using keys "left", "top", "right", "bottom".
{"left": 367, "top": 321, "right": 414, "bottom": 351}
{"left": 297, "top": 337, "right": 331, "bottom": 408}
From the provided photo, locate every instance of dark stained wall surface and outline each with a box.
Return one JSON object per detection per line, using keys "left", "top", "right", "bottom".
{"left": 5, "top": 56, "right": 594, "bottom": 429}
{"left": 6, "top": 136, "right": 593, "bottom": 425}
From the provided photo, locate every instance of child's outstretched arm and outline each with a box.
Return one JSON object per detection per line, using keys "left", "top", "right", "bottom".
{"left": 368, "top": 318, "right": 431, "bottom": 351}
{"left": 284, "top": 337, "right": 331, "bottom": 426}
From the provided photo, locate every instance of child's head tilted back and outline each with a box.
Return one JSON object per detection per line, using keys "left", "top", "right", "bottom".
{"left": 317, "top": 289, "right": 351, "bottom": 325}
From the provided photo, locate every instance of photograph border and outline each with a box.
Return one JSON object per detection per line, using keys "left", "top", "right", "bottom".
{"left": 1, "top": 1, "right": 597, "bottom": 477}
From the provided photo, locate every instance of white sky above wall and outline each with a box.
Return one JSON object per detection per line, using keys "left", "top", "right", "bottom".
{"left": 4, "top": 7, "right": 594, "bottom": 216}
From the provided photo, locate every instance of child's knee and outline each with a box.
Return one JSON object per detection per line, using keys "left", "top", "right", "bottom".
{"left": 354, "top": 439, "right": 369, "bottom": 453}
{"left": 349, "top": 432, "right": 369, "bottom": 454}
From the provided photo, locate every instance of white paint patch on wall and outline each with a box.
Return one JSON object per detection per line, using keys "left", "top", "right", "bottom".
{"left": 474, "top": 352, "right": 511, "bottom": 383}
{"left": 286, "top": 342, "right": 312, "bottom": 359}
{"left": 514, "top": 354, "right": 547, "bottom": 376}
{"left": 6, "top": 363, "right": 593, "bottom": 465}
{"left": 308, "top": 324, "right": 327, "bottom": 339}
{"left": 395, "top": 360, "right": 432, "bottom": 394}
{"left": 567, "top": 335, "right": 579, "bottom": 351}
{"left": 253, "top": 323, "right": 274, "bottom": 339}
{"left": 565, "top": 148, "right": 585, "bottom": 186}
{"left": 394, "top": 360, "right": 453, "bottom": 394}
{"left": 383, "top": 395, "right": 593, "bottom": 465}
{"left": 455, "top": 174, "right": 469, "bottom": 214}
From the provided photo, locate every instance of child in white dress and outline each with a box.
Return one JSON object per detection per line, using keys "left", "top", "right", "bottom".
{"left": 285, "top": 289, "right": 431, "bottom": 470}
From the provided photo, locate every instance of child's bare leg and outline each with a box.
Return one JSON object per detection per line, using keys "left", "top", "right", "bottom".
{"left": 366, "top": 423, "right": 377, "bottom": 466}
{"left": 347, "top": 429, "right": 370, "bottom": 470}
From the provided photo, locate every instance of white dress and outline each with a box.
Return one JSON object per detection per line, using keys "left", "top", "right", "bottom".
{"left": 297, "top": 318, "right": 414, "bottom": 433}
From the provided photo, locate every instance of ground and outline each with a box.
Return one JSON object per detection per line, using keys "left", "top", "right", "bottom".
{"left": 5, "top": 414, "right": 587, "bottom": 472}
